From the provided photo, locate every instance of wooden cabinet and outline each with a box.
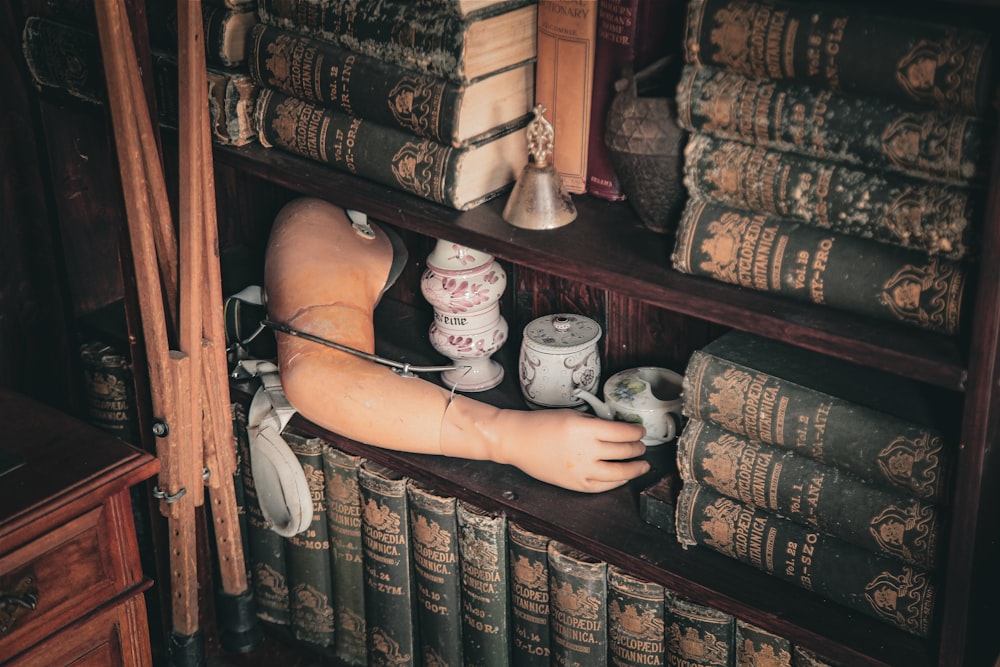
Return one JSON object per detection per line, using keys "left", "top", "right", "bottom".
{"left": 0, "top": 389, "right": 159, "bottom": 665}
{"left": 5, "top": 0, "right": 999, "bottom": 666}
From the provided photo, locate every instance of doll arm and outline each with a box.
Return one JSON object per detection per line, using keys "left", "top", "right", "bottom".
{"left": 265, "top": 198, "right": 650, "bottom": 493}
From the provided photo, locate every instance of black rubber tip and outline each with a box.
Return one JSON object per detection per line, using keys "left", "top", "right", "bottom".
{"left": 216, "top": 588, "right": 264, "bottom": 654}
{"left": 168, "top": 629, "right": 206, "bottom": 667}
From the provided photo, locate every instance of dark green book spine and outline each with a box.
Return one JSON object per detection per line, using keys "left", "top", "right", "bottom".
{"left": 607, "top": 566, "right": 665, "bottom": 667}
{"left": 257, "top": 0, "right": 477, "bottom": 81}
{"left": 675, "top": 482, "right": 937, "bottom": 637}
{"left": 639, "top": 473, "right": 680, "bottom": 535}
{"left": 508, "top": 522, "right": 551, "bottom": 667}
{"left": 683, "top": 132, "right": 982, "bottom": 260}
{"left": 681, "top": 331, "right": 951, "bottom": 502}
{"left": 322, "top": 444, "right": 367, "bottom": 666}
{"left": 671, "top": 197, "right": 968, "bottom": 335}
{"left": 663, "top": 591, "right": 735, "bottom": 667}
{"left": 457, "top": 502, "right": 511, "bottom": 667}
{"left": 407, "top": 481, "right": 463, "bottom": 667}
{"left": 683, "top": 0, "right": 993, "bottom": 114}
{"left": 22, "top": 16, "right": 104, "bottom": 105}
{"left": 548, "top": 541, "right": 608, "bottom": 667}
{"left": 735, "top": 620, "right": 793, "bottom": 667}
{"left": 359, "top": 461, "right": 418, "bottom": 667}
{"left": 233, "top": 403, "right": 290, "bottom": 625}
{"left": 248, "top": 24, "right": 462, "bottom": 144}
{"left": 675, "top": 64, "right": 987, "bottom": 185}
{"left": 254, "top": 89, "right": 464, "bottom": 209}
{"left": 78, "top": 341, "right": 140, "bottom": 445}
{"left": 282, "top": 430, "right": 335, "bottom": 646}
{"left": 678, "top": 419, "right": 943, "bottom": 569}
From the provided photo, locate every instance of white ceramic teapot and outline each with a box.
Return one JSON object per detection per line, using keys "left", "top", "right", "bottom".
{"left": 573, "top": 366, "right": 684, "bottom": 446}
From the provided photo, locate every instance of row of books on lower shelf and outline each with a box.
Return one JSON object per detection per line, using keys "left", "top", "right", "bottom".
{"left": 230, "top": 398, "right": 847, "bottom": 667}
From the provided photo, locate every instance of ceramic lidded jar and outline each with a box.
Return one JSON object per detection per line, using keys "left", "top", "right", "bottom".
{"left": 421, "top": 239, "right": 508, "bottom": 392}
{"left": 518, "top": 314, "right": 602, "bottom": 409}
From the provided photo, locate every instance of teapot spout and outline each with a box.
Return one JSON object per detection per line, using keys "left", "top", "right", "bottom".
{"left": 573, "top": 388, "right": 614, "bottom": 420}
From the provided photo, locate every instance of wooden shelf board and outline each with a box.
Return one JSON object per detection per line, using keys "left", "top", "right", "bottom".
{"left": 213, "top": 142, "right": 969, "bottom": 392}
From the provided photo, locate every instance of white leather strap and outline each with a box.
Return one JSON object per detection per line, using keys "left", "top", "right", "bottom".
{"left": 242, "top": 360, "right": 312, "bottom": 537}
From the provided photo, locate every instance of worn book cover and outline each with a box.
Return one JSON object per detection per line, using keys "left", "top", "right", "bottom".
{"left": 457, "top": 502, "right": 511, "bottom": 667}
{"left": 675, "top": 64, "right": 988, "bottom": 186}
{"left": 147, "top": 1, "right": 260, "bottom": 68}
{"left": 322, "top": 444, "right": 367, "bottom": 666}
{"left": 675, "top": 482, "right": 937, "bottom": 637}
{"left": 247, "top": 23, "right": 533, "bottom": 146}
{"left": 681, "top": 329, "right": 953, "bottom": 502}
{"left": 671, "top": 197, "right": 969, "bottom": 335}
{"left": 359, "top": 461, "right": 418, "bottom": 667}
{"left": 22, "top": 16, "right": 104, "bottom": 105}
{"left": 407, "top": 481, "right": 463, "bottom": 667}
{"left": 508, "top": 522, "right": 551, "bottom": 667}
{"left": 607, "top": 566, "right": 665, "bottom": 666}
{"left": 152, "top": 51, "right": 259, "bottom": 147}
{"left": 256, "top": 0, "right": 538, "bottom": 83}
{"left": 663, "top": 590, "right": 735, "bottom": 666}
{"left": 282, "top": 429, "right": 335, "bottom": 646}
{"left": 683, "top": 132, "right": 983, "bottom": 260}
{"left": 79, "top": 341, "right": 140, "bottom": 445}
{"left": 684, "top": 0, "right": 994, "bottom": 115}
{"left": 548, "top": 540, "right": 608, "bottom": 666}
{"left": 254, "top": 89, "right": 528, "bottom": 210}
{"left": 735, "top": 619, "right": 793, "bottom": 667}
{"left": 535, "top": 0, "right": 599, "bottom": 194}
{"left": 678, "top": 418, "right": 944, "bottom": 569}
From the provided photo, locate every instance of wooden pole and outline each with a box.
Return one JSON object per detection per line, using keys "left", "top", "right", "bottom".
{"left": 93, "top": 0, "right": 199, "bottom": 639}
{"left": 96, "top": 0, "right": 258, "bottom": 660}
{"left": 176, "top": 0, "right": 249, "bottom": 597}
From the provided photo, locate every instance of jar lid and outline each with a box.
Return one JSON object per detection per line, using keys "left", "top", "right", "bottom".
{"left": 427, "top": 239, "right": 493, "bottom": 272}
{"left": 523, "top": 314, "right": 602, "bottom": 353}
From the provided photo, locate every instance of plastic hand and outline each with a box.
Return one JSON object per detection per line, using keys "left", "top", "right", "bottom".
{"left": 440, "top": 395, "right": 650, "bottom": 493}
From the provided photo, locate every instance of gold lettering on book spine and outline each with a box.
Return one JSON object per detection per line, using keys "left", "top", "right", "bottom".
{"left": 897, "top": 32, "right": 991, "bottom": 111}
{"left": 738, "top": 636, "right": 792, "bottom": 667}
{"left": 880, "top": 257, "right": 964, "bottom": 333}
{"left": 864, "top": 568, "right": 934, "bottom": 636}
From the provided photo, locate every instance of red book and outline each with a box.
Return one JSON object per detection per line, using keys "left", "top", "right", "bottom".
{"left": 585, "top": 0, "right": 682, "bottom": 200}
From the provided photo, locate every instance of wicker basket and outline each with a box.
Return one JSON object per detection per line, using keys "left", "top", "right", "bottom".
{"left": 604, "top": 57, "right": 687, "bottom": 234}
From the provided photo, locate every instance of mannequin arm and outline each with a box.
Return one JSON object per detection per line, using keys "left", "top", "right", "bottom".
{"left": 265, "top": 198, "right": 650, "bottom": 492}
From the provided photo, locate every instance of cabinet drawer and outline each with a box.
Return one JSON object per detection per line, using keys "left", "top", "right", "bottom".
{"left": 5, "top": 592, "right": 151, "bottom": 667}
{"left": 0, "top": 505, "right": 124, "bottom": 659}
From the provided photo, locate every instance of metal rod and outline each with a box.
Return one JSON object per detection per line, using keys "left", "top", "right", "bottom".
{"left": 261, "top": 319, "right": 469, "bottom": 375}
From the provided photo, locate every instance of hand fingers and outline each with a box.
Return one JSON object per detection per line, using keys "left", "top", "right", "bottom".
{"left": 579, "top": 458, "right": 652, "bottom": 491}
{"left": 585, "top": 417, "right": 647, "bottom": 443}
{"left": 595, "top": 439, "right": 648, "bottom": 462}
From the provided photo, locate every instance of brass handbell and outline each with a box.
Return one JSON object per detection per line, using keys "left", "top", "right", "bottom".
{"left": 502, "top": 105, "right": 577, "bottom": 230}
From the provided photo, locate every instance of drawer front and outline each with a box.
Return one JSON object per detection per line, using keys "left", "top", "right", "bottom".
{"left": 5, "top": 592, "right": 151, "bottom": 667}
{"left": 0, "top": 505, "right": 123, "bottom": 659}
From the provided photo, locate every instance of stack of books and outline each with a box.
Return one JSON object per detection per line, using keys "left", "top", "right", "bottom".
{"left": 247, "top": 0, "right": 539, "bottom": 210}
{"left": 673, "top": 329, "right": 954, "bottom": 638}
{"left": 20, "top": 1, "right": 261, "bottom": 148}
{"left": 146, "top": 0, "right": 263, "bottom": 146}
{"left": 669, "top": 0, "right": 995, "bottom": 336}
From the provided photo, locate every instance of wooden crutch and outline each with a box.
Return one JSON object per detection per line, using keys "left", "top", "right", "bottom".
{"left": 94, "top": 0, "right": 260, "bottom": 664}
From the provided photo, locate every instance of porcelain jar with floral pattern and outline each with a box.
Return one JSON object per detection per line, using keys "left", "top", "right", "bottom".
{"left": 518, "top": 313, "right": 602, "bottom": 409}
{"left": 421, "top": 239, "right": 508, "bottom": 391}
